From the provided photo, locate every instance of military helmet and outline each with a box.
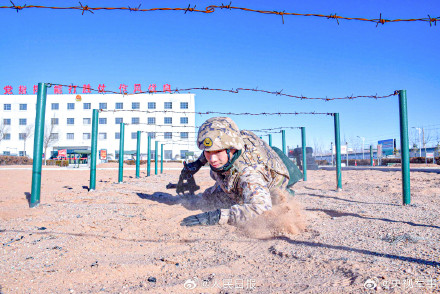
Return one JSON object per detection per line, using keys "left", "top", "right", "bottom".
{"left": 197, "top": 117, "right": 244, "bottom": 151}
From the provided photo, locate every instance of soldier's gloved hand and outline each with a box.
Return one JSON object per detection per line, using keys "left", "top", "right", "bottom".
{"left": 181, "top": 160, "right": 203, "bottom": 180}
{"left": 180, "top": 209, "right": 221, "bottom": 226}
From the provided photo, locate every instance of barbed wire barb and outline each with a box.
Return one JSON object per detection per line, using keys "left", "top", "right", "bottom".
{"left": 79, "top": 1, "right": 94, "bottom": 15}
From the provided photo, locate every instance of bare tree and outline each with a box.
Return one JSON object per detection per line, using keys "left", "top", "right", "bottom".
{"left": 409, "top": 129, "right": 421, "bottom": 156}
{"left": 313, "top": 138, "right": 323, "bottom": 156}
{"left": 22, "top": 124, "right": 34, "bottom": 157}
{"left": 0, "top": 121, "right": 9, "bottom": 144}
{"left": 43, "top": 122, "right": 58, "bottom": 164}
{"left": 349, "top": 136, "right": 361, "bottom": 154}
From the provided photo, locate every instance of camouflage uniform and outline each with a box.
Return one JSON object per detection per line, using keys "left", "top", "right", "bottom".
{"left": 197, "top": 117, "right": 290, "bottom": 225}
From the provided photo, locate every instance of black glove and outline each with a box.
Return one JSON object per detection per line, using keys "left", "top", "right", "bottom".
{"left": 180, "top": 209, "right": 221, "bottom": 226}
{"left": 181, "top": 160, "right": 203, "bottom": 180}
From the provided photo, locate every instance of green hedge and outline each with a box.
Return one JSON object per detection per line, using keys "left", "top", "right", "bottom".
{"left": 46, "top": 159, "right": 69, "bottom": 167}
{"left": 0, "top": 156, "right": 33, "bottom": 165}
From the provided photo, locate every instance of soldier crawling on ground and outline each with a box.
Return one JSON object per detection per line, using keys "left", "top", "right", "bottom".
{"left": 180, "top": 117, "right": 302, "bottom": 227}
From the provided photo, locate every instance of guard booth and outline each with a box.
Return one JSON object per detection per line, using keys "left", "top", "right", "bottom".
{"left": 50, "top": 149, "right": 91, "bottom": 166}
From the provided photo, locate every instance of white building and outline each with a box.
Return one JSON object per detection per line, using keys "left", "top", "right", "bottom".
{"left": 0, "top": 93, "right": 197, "bottom": 160}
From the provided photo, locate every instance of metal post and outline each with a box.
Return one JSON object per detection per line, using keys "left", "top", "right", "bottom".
{"left": 118, "top": 123, "right": 125, "bottom": 183}
{"left": 423, "top": 128, "right": 427, "bottom": 164}
{"left": 30, "top": 83, "right": 47, "bottom": 207}
{"left": 155, "top": 140, "right": 158, "bottom": 175}
{"left": 370, "top": 145, "right": 373, "bottom": 166}
{"left": 147, "top": 136, "right": 151, "bottom": 176}
{"left": 89, "top": 109, "right": 99, "bottom": 191}
{"left": 334, "top": 113, "right": 342, "bottom": 190}
{"left": 136, "top": 130, "right": 141, "bottom": 178}
{"left": 268, "top": 134, "right": 272, "bottom": 147}
{"left": 160, "top": 144, "right": 164, "bottom": 174}
{"left": 346, "top": 142, "right": 349, "bottom": 166}
{"left": 301, "top": 127, "right": 307, "bottom": 181}
{"left": 399, "top": 90, "right": 411, "bottom": 205}
{"left": 282, "top": 130, "right": 286, "bottom": 155}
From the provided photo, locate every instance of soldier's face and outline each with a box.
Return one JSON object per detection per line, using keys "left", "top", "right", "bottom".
{"left": 204, "top": 149, "right": 234, "bottom": 169}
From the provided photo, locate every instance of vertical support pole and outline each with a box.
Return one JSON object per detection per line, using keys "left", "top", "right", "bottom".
{"left": 89, "top": 109, "right": 99, "bottom": 191}
{"left": 399, "top": 90, "right": 411, "bottom": 205}
{"left": 118, "top": 123, "right": 125, "bottom": 183}
{"left": 30, "top": 83, "right": 47, "bottom": 207}
{"left": 136, "top": 131, "right": 141, "bottom": 178}
{"left": 160, "top": 144, "right": 164, "bottom": 174}
{"left": 268, "top": 134, "right": 272, "bottom": 147}
{"left": 334, "top": 113, "right": 342, "bottom": 190}
{"left": 370, "top": 145, "right": 373, "bottom": 166}
{"left": 147, "top": 136, "right": 151, "bottom": 176}
{"left": 301, "top": 127, "right": 307, "bottom": 181}
{"left": 282, "top": 130, "right": 286, "bottom": 155}
{"left": 155, "top": 140, "right": 158, "bottom": 175}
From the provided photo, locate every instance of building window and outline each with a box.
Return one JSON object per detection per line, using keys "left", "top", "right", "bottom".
{"left": 4, "top": 133, "right": 11, "bottom": 140}
{"left": 51, "top": 118, "right": 59, "bottom": 125}
{"left": 3, "top": 151, "right": 10, "bottom": 155}
{"left": 4, "top": 104, "right": 11, "bottom": 111}
{"left": 180, "top": 117, "right": 188, "bottom": 124}
{"left": 164, "top": 117, "right": 172, "bottom": 124}
{"left": 67, "top": 118, "right": 75, "bottom": 125}
{"left": 132, "top": 117, "right": 140, "bottom": 124}
{"left": 131, "top": 132, "right": 138, "bottom": 139}
{"left": 115, "top": 132, "right": 120, "bottom": 139}
{"left": 3, "top": 119, "right": 11, "bottom": 125}
{"left": 19, "top": 133, "right": 26, "bottom": 140}
{"left": 165, "top": 132, "right": 172, "bottom": 139}
{"left": 51, "top": 103, "right": 59, "bottom": 110}
{"left": 99, "top": 102, "right": 107, "bottom": 110}
{"left": 115, "top": 117, "right": 123, "bottom": 124}
{"left": 180, "top": 150, "right": 189, "bottom": 159}
{"left": 164, "top": 102, "right": 172, "bottom": 109}
{"left": 50, "top": 133, "right": 59, "bottom": 140}
{"left": 19, "top": 151, "right": 26, "bottom": 156}
{"left": 83, "top": 133, "right": 91, "bottom": 140}
{"left": 180, "top": 132, "right": 189, "bottom": 139}
{"left": 148, "top": 132, "right": 156, "bottom": 139}
{"left": 148, "top": 102, "right": 156, "bottom": 109}
{"left": 99, "top": 118, "right": 107, "bottom": 125}
{"left": 180, "top": 102, "right": 188, "bottom": 109}
{"left": 67, "top": 133, "right": 74, "bottom": 140}
{"left": 67, "top": 103, "right": 75, "bottom": 110}
{"left": 19, "top": 104, "right": 27, "bottom": 110}
{"left": 115, "top": 102, "right": 123, "bottom": 110}
{"left": 19, "top": 119, "right": 27, "bottom": 126}
{"left": 147, "top": 117, "right": 156, "bottom": 125}
{"left": 99, "top": 133, "right": 107, "bottom": 140}
{"left": 83, "top": 103, "right": 91, "bottom": 110}
{"left": 83, "top": 118, "right": 91, "bottom": 125}
{"left": 132, "top": 102, "right": 140, "bottom": 110}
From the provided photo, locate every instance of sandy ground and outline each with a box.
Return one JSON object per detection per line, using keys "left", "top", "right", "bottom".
{"left": 1, "top": 163, "right": 440, "bottom": 293}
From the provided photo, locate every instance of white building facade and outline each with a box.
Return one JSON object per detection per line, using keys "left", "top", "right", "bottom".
{"left": 0, "top": 93, "right": 197, "bottom": 160}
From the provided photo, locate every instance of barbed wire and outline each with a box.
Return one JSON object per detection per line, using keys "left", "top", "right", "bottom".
{"left": 48, "top": 83, "right": 398, "bottom": 101}
{"left": 123, "top": 123, "right": 197, "bottom": 129}
{"left": 101, "top": 109, "right": 333, "bottom": 116}
{"left": 249, "top": 126, "right": 302, "bottom": 133}
{"left": 3, "top": 3, "right": 439, "bottom": 27}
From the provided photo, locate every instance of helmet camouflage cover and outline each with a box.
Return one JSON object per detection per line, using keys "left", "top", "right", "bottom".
{"left": 197, "top": 117, "right": 245, "bottom": 151}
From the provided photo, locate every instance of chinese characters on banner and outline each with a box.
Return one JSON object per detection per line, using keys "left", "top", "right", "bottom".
{"left": 3, "top": 84, "right": 172, "bottom": 95}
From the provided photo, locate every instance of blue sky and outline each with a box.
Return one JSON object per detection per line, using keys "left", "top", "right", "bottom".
{"left": 1, "top": 0, "right": 439, "bottom": 153}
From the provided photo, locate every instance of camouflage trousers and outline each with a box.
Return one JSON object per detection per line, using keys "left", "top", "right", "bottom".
{"left": 200, "top": 183, "right": 294, "bottom": 212}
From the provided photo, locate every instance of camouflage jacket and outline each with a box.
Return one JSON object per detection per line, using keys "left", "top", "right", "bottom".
{"left": 199, "top": 130, "right": 289, "bottom": 225}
